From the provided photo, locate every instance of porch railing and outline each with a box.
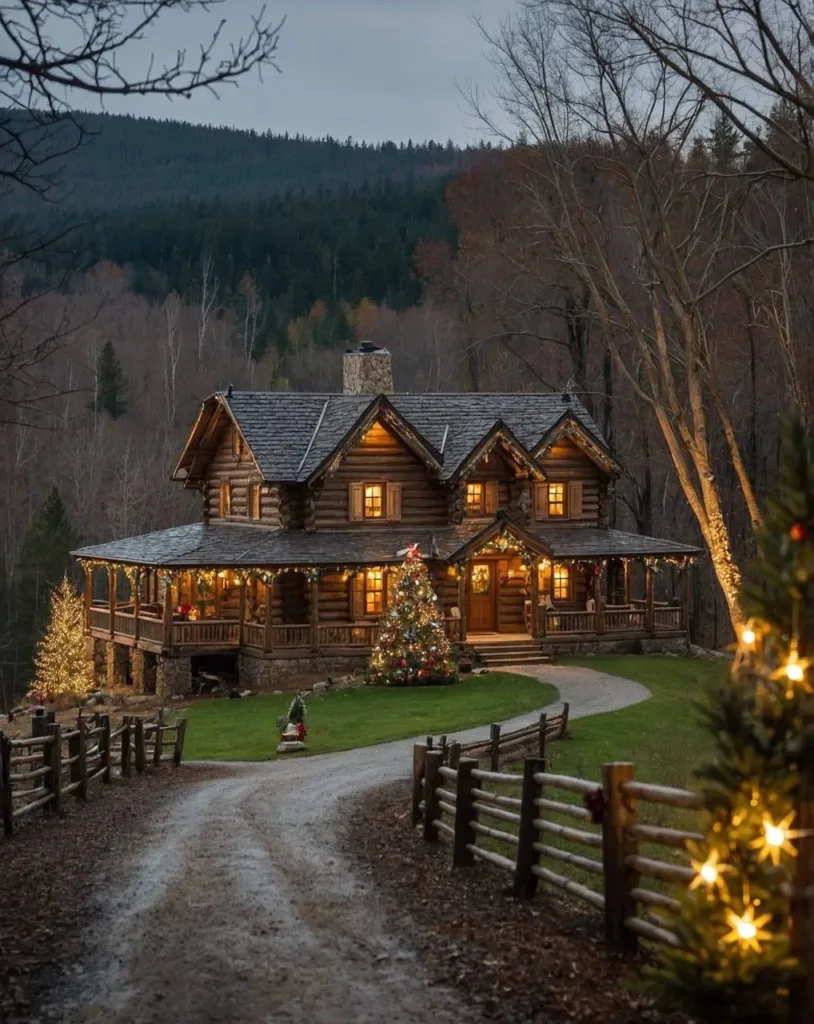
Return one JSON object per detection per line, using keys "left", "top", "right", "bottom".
{"left": 173, "top": 620, "right": 240, "bottom": 646}
{"left": 89, "top": 607, "right": 110, "bottom": 632}
{"left": 243, "top": 623, "right": 265, "bottom": 649}
{"left": 139, "top": 617, "right": 164, "bottom": 644}
{"left": 113, "top": 611, "right": 136, "bottom": 637}
{"left": 270, "top": 624, "right": 312, "bottom": 649}
{"left": 318, "top": 623, "right": 379, "bottom": 648}
{"left": 541, "top": 605, "right": 683, "bottom": 636}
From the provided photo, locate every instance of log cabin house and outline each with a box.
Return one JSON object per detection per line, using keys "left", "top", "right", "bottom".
{"left": 74, "top": 343, "right": 699, "bottom": 696}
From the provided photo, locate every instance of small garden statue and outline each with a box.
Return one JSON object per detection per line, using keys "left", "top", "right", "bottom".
{"left": 276, "top": 694, "right": 307, "bottom": 753}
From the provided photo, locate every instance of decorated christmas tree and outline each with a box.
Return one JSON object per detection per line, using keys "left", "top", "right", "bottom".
{"left": 368, "top": 544, "right": 457, "bottom": 686}
{"left": 31, "top": 576, "right": 96, "bottom": 701}
{"left": 652, "top": 417, "right": 814, "bottom": 1022}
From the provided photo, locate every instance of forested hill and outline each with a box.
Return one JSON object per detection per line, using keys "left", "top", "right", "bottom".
{"left": 15, "top": 110, "right": 479, "bottom": 210}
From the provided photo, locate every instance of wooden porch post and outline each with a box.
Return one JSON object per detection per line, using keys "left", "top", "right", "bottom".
{"left": 457, "top": 566, "right": 468, "bottom": 642}
{"left": 132, "top": 569, "right": 141, "bottom": 643}
{"left": 264, "top": 580, "right": 273, "bottom": 653}
{"left": 83, "top": 565, "right": 92, "bottom": 630}
{"left": 107, "top": 565, "right": 116, "bottom": 637}
{"left": 238, "top": 579, "right": 247, "bottom": 647}
{"left": 162, "top": 578, "right": 174, "bottom": 650}
{"left": 529, "top": 561, "right": 540, "bottom": 639}
{"left": 645, "top": 562, "right": 655, "bottom": 635}
{"left": 623, "top": 558, "right": 631, "bottom": 605}
{"left": 310, "top": 574, "right": 320, "bottom": 653}
{"left": 680, "top": 560, "right": 691, "bottom": 633}
{"left": 593, "top": 567, "right": 605, "bottom": 635}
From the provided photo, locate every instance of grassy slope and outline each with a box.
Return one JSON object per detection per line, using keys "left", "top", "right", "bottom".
{"left": 180, "top": 671, "right": 559, "bottom": 761}
{"left": 546, "top": 655, "right": 726, "bottom": 790}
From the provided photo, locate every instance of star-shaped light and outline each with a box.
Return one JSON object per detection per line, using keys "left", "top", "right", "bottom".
{"left": 689, "top": 848, "right": 728, "bottom": 892}
{"left": 770, "top": 642, "right": 811, "bottom": 688}
{"left": 749, "top": 811, "right": 798, "bottom": 866}
{"left": 723, "top": 905, "right": 773, "bottom": 953}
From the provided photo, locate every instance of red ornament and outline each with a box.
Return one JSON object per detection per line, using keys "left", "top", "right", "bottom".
{"left": 428, "top": 656, "right": 435, "bottom": 666}
{"left": 790, "top": 522, "right": 808, "bottom": 543}
{"left": 400, "top": 658, "right": 407, "bottom": 667}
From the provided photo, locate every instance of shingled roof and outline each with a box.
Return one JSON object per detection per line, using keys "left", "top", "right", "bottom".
{"left": 73, "top": 519, "right": 698, "bottom": 568}
{"left": 220, "top": 391, "right": 609, "bottom": 483}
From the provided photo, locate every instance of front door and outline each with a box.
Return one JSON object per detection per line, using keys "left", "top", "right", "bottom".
{"left": 468, "top": 561, "right": 497, "bottom": 632}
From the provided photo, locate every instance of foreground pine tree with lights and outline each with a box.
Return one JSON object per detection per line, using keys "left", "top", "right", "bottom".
{"left": 368, "top": 545, "right": 456, "bottom": 686}
{"left": 31, "top": 576, "right": 96, "bottom": 701}
{"left": 652, "top": 417, "right": 814, "bottom": 1023}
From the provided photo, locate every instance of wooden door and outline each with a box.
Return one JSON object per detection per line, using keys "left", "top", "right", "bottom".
{"left": 468, "top": 562, "right": 497, "bottom": 632}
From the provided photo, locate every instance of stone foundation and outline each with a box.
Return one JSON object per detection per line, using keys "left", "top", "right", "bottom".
{"left": 129, "top": 648, "right": 146, "bottom": 695}
{"left": 238, "top": 652, "right": 367, "bottom": 691}
{"left": 156, "top": 655, "right": 192, "bottom": 700}
{"left": 105, "top": 641, "right": 130, "bottom": 687}
{"left": 539, "top": 636, "right": 690, "bottom": 657}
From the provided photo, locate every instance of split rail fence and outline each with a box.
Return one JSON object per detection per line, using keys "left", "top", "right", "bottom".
{"left": 413, "top": 745, "right": 707, "bottom": 954}
{"left": 424, "top": 705, "right": 569, "bottom": 772}
{"left": 0, "top": 712, "right": 187, "bottom": 838}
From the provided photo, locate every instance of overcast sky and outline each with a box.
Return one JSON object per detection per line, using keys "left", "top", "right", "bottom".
{"left": 90, "top": 0, "right": 516, "bottom": 144}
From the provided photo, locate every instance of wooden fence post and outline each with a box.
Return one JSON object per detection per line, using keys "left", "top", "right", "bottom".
{"left": 411, "top": 743, "right": 427, "bottom": 827}
{"left": 439, "top": 734, "right": 448, "bottom": 763}
{"left": 537, "top": 714, "right": 547, "bottom": 758}
{"left": 453, "top": 757, "right": 478, "bottom": 868}
{"left": 560, "top": 703, "right": 570, "bottom": 739}
{"left": 602, "top": 761, "right": 638, "bottom": 953}
{"left": 134, "top": 718, "right": 146, "bottom": 773}
{"left": 1, "top": 733, "right": 13, "bottom": 836}
{"left": 100, "top": 714, "right": 112, "bottom": 783}
{"left": 46, "top": 723, "right": 62, "bottom": 814}
{"left": 120, "top": 717, "right": 132, "bottom": 778}
{"left": 448, "top": 741, "right": 461, "bottom": 771}
{"left": 173, "top": 720, "right": 187, "bottom": 767}
{"left": 489, "top": 723, "right": 501, "bottom": 771}
{"left": 422, "top": 749, "right": 444, "bottom": 843}
{"left": 76, "top": 718, "right": 88, "bottom": 799}
{"left": 154, "top": 717, "right": 164, "bottom": 768}
{"left": 514, "top": 757, "right": 546, "bottom": 897}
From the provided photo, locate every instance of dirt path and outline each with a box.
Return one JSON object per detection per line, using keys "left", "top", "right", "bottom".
{"left": 41, "top": 666, "right": 649, "bottom": 1024}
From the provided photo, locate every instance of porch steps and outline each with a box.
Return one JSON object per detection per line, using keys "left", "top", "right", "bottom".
{"left": 469, "top": 638, "right": 550, "bottom": 668}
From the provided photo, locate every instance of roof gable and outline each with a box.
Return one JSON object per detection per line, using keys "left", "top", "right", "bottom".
{"left": 184, "top": 390, "right": 613, "bottom": 485}
{"left": 533, "top": 412, "right": 621, "bottom": 475}
{"left": 173, "top": 394, "right": 263, "bottom": 486}
{"left": 449, "top": 419, "right": 545, "bottom": 483}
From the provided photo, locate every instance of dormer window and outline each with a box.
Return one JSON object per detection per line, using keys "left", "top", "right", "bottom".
{"left": 548, "top": 482, "right": 567, "bottom": 516}
{"left": 465, "top": 482, "right": 484, "bottom": 514}
{"left": 219, "top": 479, "right": 232, "bottom": 517}
{"left": 349, "top": 482, "right": 401, "bottom": 522}
{"left": 364, "top": 483, "right": 384, "bottom": 519}
{"left": 464, "top": 480, "right": 497, "bottom": 516}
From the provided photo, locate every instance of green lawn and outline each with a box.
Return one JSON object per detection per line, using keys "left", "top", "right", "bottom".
{"left": 179, "top": 671, "right": 559, "bottom": 761}
{"left": 548, "top": 655, "right": 726, "bottom": 790}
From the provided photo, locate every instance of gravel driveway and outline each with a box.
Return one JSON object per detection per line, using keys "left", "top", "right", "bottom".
{"left": 42, "top": 666, "right": 649, "bottom": 1024}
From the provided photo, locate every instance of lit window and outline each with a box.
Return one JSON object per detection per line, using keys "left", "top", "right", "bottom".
{"left": 465, "top": 482, "right": 484, "bottom": 514}
{"left": 548, "top": 482, "right": 566, "bottom": 516}
{"left": 471, "top": 564, "right": 491, "bottom": 595}
{"left": 364, "top": 484, "right": 384, "bottom": 519}
{"left": 553, "top": 564, "right": 570, "bottom": 600}
{"left": 365, "top": 569, "right": 384, "bottom": 615}
{"left": 219, "top": 479, "right": 231, "bottom": 517}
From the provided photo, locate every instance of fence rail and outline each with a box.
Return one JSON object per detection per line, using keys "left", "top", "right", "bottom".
{"left": 412, "top": 746, "right": 710, "bottom": 958}
{"left": 1, "top": 711, "right": 187, "bottom": 838}
{"left": 423, "top": 707, "right": 569, "bottom": 773}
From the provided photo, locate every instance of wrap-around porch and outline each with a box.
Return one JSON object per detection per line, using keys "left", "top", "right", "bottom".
{"left": 82, "top": 549, "right": 690, "bottom": 658}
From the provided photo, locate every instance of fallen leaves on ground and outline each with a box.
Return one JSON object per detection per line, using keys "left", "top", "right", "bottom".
{"left": 341, "top": 780, "right": 691, "bottom": 1024}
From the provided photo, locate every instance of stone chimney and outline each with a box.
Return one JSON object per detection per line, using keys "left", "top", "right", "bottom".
{"left": 342, "top": 340, "right": 394, "bottom": 394}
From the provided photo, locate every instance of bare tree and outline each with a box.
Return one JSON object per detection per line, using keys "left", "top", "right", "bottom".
{"left": 473, "top": 0, "right": 793, "bottom": 628}
{"left": 162, "top": 292, "right": 183, "bottom": 428}
{"left": 196, "top": 252, "right": 220, "bottom": 365}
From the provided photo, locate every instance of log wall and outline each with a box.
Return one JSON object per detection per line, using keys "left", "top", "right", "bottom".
{"left": 538, "top": 439, "right": 602, "bottom": 525}
{"left": 310, "top": 421, "right": 448, "bottom": 529}
{"left": 202, "top": 423, "right": 280, "bottom": 527}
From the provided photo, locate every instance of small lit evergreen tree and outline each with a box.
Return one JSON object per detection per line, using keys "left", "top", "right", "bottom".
{"left": 652, "top": 417, "right": 814, "bottom": 1022}
{"left": 368, "top": 545, "right": 456, "bottom": 686}
{"left": 91, "top": 340, "right": 127, "bottom": 419}
{"left": 31, "top": 577, "right": 95, "bottom": 701}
